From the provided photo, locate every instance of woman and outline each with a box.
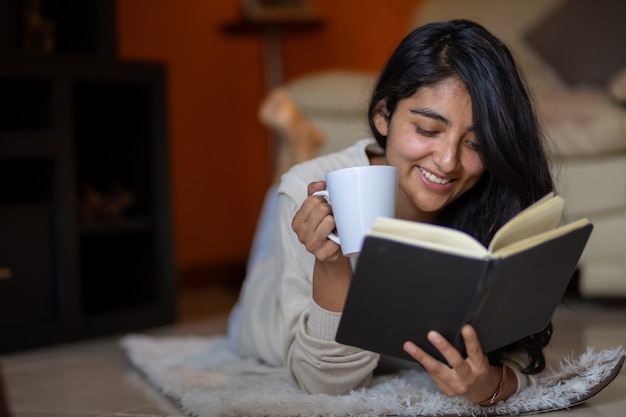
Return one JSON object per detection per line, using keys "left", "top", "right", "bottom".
{"left": 229, "top": 19, "right": 554, "bottom": 405}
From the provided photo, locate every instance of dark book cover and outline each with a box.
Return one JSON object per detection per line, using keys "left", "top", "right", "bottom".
{"left": 335, "top": 223, "right": 593, "bottom": 363}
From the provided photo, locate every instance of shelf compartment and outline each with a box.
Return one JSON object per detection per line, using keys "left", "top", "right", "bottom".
{"left": 73, "top": 80, "right": 156, "bottom": 220}
{"left": 0, "top": 158, "right": 57, "bottom": 340}
{"left": 0, "top": 77, "right": 53, "bottom": 130}
{"left": 7, "top": 0, "right": 116, "bottom": 56}
{"left": 0, "top": 158, "right": 54, "bottom": 204}
{"left": 79, "top": 231, "right": 158, "bottom": 316}
{"left": 79, "top": 216, "right": 152, "bottom": 235}
{"left": 0, "top": 204, "right": 57, "bottom": 334}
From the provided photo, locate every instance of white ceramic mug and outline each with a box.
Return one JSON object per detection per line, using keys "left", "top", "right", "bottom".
{"left": 313, "top": 165, "right": 397, "bottom": 257}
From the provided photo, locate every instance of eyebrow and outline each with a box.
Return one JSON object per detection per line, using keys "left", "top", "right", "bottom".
{"left": 410, "top": 108, "right": 450, "bottom": 125}
{"left": 410, "top": 108, "right": 475, "bottom": 132}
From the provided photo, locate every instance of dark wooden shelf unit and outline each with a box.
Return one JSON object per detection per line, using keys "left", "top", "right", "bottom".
{"left": 0, "top": 0, "right": 176, "bottom": 353}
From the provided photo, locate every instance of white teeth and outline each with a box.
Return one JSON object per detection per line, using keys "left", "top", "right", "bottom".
{"left": 419, "top": 167, "right": 451, "bottom": 185}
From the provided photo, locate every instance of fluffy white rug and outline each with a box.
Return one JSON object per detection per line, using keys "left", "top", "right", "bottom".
{"left": 121, "top": 335, "right": 623, "bottom": 417}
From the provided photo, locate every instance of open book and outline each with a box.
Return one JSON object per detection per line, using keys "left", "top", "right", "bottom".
{"left": 335, "top": 193, "right": 593, "bottom": 362}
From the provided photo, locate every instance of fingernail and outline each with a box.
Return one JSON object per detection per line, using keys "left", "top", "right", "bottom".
{"left": 428, "top": 331, "right": 442, "bottom": 343}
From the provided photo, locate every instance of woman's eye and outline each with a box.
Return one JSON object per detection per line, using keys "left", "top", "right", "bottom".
{"left": 415, "top": 126, "right": 437, "bottom": 137}
{"left": 465, "top": 140, "right": 481, "bottom": 151}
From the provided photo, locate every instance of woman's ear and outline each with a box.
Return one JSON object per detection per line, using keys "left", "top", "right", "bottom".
{"left": 372, "top": 100, "right": 390, "bottom": 136}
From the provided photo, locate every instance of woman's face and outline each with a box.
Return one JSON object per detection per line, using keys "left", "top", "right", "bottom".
{"left": 373, "top": 77, "right": 486, "bottom": 222}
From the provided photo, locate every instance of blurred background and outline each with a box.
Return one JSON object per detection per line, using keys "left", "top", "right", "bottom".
{"left": 3, "top": 0, "right": 626, "bottom": 353}
{"left": 0, "top": 0, "right": 419, "bottom": 353}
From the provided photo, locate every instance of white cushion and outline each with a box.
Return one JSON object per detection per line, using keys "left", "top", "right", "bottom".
{"left": 556, "top": 153, "right": 626, "bottom": 217}
{"left": 286, "top": 70, "right": 375, "bottom": 114}
{"left": 286, "top": 71, "right": 375, "bottom": 155}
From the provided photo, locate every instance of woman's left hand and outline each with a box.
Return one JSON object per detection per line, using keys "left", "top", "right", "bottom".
{"left": 402, "top": 324, "right": 505, "bottom": 403}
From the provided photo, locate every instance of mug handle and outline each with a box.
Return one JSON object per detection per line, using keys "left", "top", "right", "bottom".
{"left": 312, "top": 190, "right": 341, "bottom": 245}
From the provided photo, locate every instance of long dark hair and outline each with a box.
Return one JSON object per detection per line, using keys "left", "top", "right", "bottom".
{"left": 368, "top": 19, "right": 555, "bottom": 374}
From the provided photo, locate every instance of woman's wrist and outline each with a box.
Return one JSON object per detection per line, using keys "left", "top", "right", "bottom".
{"left": 474, "top": 364, "right": 517, "bottom": 406}
{"left": 312, "top": 257, "right": 352, "bottom": 312}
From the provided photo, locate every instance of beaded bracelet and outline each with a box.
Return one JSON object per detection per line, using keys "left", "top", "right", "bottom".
{"left": 477, "top": 364, "right": 507, "bottom": 406}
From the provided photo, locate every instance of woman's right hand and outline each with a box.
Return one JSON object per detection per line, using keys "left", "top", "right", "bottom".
{"left": 292, "top": 180, "right": 344, "bottom": 263}
{"left": 293, "top": 180, "right": 353, "bottom": 312}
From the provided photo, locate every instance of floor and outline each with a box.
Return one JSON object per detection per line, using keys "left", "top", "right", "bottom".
{"left": 1, "top": 287, "right": 625, "bottom": 417}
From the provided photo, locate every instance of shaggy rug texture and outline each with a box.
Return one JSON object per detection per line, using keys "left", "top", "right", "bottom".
{"left": 121, "top": 335, "right": 624, "bottom": 417}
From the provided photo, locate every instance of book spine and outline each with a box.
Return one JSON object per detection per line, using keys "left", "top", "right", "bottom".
{"left": 455, "top": 260, "right": 498, "bottom": 353}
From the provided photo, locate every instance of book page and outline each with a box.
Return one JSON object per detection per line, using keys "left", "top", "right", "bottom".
{"left": 368, "top": 217, "right": 488, "bottom": 258}
{"left": 493, "top": 218, "right": 591, "bottom": 258}
{"left": 488, "top": 193, "right": 563, "bottom": 253}
{"left": 368, "top": 193, "right": 567, "bottom": 259}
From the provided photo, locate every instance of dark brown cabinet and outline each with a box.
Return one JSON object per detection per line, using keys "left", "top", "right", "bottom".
{"left": 0, "top": 0, "right": 176, "bottom": 352}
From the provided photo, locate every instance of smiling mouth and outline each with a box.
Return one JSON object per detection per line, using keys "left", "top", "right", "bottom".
{"left": 419, "top": 167, "right": 452, "bottom": 185}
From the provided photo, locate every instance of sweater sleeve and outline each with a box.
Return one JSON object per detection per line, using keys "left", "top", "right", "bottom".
{"left": 274, "top": 187, "right": 379, "bottom": 395}
{"left": 502, "top": 351, "right": 538, "bottom": 394}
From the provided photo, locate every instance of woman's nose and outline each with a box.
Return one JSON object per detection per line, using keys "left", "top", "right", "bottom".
{"left": 432, "top": 139, "right": 460, "bottom": 173}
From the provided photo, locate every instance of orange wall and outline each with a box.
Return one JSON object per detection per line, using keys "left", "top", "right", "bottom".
{"left": 115, "top": 0, "right": 419, "bottom": 277}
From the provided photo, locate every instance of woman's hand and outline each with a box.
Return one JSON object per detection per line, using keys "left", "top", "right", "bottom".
{"left": 292, "top": 180, "right": 344, "bottom": 263}
{"left": 292, "top": 180, "right": 352, "bottom": 312}
{"left": 403, "top": 325, "right": 516, "bottom": 403}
